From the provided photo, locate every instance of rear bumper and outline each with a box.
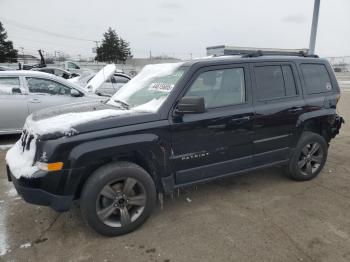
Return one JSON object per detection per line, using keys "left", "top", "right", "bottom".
{"left": 331, "top": 115, "right": 344, "bottom": 138}
{"left": 7, "top": 166, "right": 76, "bottom": 212}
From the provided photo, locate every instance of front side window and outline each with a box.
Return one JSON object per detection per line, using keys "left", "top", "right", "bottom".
{"left": 255, "top": 65, "right": 297, "bottom": 100}
{"left": 27, "top": 77, "right": 72, "bottom": 95}
{"left": 0, "top": 77, "right": 21, "bottom": 95}
{"left": 300, "top": 64, "right": 332, "bottom": 94}
{"left": 108, "top": 63, "right": 186, "bottom": 112}
{"left": 185, "top": 68, "right": 246, "bottom": 108}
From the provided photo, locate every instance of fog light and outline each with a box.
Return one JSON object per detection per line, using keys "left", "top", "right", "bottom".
{"left": 36, "top": 162, "right": 63, "bottom": 172}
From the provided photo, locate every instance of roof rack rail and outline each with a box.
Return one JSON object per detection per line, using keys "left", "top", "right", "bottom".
{"left": 241, "top": 50, "right": 319, "bottom": 58}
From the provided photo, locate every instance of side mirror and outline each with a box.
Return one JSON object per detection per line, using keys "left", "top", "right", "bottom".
{"left": 70, "top": 89, "right": 81, "bottom": 97}
{"left": 177, "top": 96, "right": 205, "bottom": 114}
{"left": 12, "top": 87, "right": 21, "bottom": 94}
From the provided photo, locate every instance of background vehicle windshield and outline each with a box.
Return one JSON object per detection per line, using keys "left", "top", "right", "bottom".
{"left": 107, "top": 62, "right": 186, "bottom": 112}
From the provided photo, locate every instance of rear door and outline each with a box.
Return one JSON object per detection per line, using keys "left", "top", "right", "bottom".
{"left": 0, "top": 76, "right": 29, "bottom": 132}
{"left": 171, "top": 64, "right": 255, "bottom": 184}
{"left": 251, "top": 62, "right": 305, "bottom": 166}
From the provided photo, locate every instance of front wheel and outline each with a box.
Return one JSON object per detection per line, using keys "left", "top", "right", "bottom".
{"left": 287, "top": 132, "right": 328, "bottom": 181}
{"left": 80, "top": 162, "right": 156, "bottom": 236}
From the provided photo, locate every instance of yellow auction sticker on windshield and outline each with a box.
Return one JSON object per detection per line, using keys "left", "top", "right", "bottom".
{"left": 148, "top": 82, "right": 174, "bottom": 92}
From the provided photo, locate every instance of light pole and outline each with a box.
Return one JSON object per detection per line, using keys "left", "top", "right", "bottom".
{"left": 309, "top": 0, "right": 321, "bottom": 55}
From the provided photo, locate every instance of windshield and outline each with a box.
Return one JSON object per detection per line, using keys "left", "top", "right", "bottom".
{"left": 107, "top": 62, "right": 186, "bottom": 112}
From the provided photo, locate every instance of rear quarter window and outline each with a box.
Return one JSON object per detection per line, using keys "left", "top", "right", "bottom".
{"left": 300, "top": 64, "right": 332, "bottom": 94}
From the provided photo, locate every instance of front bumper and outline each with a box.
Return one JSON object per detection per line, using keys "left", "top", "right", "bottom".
{"left": 7, "top": 166, "right": 78, "bottom": 212}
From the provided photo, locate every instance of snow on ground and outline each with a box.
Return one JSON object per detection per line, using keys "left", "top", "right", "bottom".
{"left": 19, "top": 243, "right": 31, "bottom": 249}
{"left": 0, "top": 145, "right": 13, "bottom": 150}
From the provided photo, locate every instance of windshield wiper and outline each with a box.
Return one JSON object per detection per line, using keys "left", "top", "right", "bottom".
{"left": 113, "top": 99, "right": 130, "bottom": 110}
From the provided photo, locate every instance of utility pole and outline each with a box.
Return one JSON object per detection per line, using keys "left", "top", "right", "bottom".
{"left": 20, "top": 47, "right": 25, "bottom": 63}
{"left": 149, "top": 50, "right": 152, "bottom": 60}
{"left": 309, "top": 0, "right": 321, "bottom": 55}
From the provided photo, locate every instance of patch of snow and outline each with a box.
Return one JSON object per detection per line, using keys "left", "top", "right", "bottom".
{"left": 133, "top": 97, "right": 167, "bottom": 112}
{"left": 5, "top": 188, "right": 17, "bottom": 198}
{"left": 85, "top": 64, "right": 116, "bottom": 93}
{"left": 20, "top": 242, "right": 31, "bottom": 249}
{"left": 6, "top": 138, "right": 39, "bottom": 179}
{"left": 0, "top": 203, "right": 8, "bottom": 256}
{"left": 0, "top": 85, "right": 14, "bottom": 95}
{"left": 24, "top": 109, "right": 130, "bottom": 137}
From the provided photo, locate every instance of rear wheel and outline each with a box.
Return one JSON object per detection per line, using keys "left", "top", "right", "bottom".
{"left": 287, "top": 132, "right": 328, "bottom": 181}
{"left": 80, "top": 162, "right": 156, "bottom": 236}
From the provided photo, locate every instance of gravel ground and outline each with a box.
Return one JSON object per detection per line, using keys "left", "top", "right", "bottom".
{"left": 0, "top": 89, "right": 349, "bottom": 262}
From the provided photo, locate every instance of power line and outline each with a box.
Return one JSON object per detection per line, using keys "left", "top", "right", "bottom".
{"left": 1, "top": 17, "right": 95, "bottom": 42}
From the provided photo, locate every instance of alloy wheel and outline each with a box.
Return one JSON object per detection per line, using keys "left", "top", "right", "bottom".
{"left": 96, "top": 178, "right": 147, "bottom": 227}
{"left": 298, "top": 142, "right": 324, "bottom": 176}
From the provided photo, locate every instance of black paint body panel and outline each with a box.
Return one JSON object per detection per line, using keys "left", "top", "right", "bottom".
{"left": 10, "top": 56, "right": 343, "bottom": 211}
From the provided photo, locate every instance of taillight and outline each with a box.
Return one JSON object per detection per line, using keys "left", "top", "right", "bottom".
{"left": 336, "top": 94, "right": 340, "bottom": 104}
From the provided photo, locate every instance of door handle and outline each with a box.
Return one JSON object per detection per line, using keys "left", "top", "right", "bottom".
{"left": 232, "top": 116, "right": 251, "bottom": 124}
{"left": 29, "top": 98, "right": 41, "bottom": 103}
{"left": 288, "top": 107, "right": 303, "bottom": 114}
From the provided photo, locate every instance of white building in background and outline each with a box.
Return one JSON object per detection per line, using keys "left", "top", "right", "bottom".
{"left": 17, "top": 54, "right": 40, "bottom": 65}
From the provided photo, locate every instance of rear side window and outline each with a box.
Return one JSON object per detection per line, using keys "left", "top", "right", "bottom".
{"left": 300, "top": 64, "right": 332, "bottom": 94}
{"left": 254, "top": 65, "right": 297, "bottom": 100}
{"left": 0, "top": 77, "right": 21, "bottom": 95}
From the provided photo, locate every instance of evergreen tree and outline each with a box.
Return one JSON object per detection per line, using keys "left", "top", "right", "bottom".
{"left": 95, "top": 27, "right": 132, "bottom": 63}
{"left": 119, "top": 38, "right": 132, "bottom": 64}
{"left": 0, "top": 22, "right": 17, "bottom": 62}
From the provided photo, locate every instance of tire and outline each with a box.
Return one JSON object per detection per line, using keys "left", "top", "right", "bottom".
{"left": 80, "top": 161, "right": 156, "bottom": 236}
{"left": 287, "top": 131, "right": 328, "bottom": 181}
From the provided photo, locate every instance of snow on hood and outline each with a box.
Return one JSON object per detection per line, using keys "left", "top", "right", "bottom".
{"left": 85, "top": 64, "right": 116, "bottom": 93}
{"left": 5, "top": 107, "right": 131, "bottom": 179}
{"left": 24, "top": 108, "right": 131, "bottom": 137}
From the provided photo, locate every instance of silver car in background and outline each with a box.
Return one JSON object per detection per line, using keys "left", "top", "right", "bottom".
{"left": 0, "top": 70, "right": 103, "bottom": 134}
{"left": 70, "top": 72, "right": 131, "bottom": 96}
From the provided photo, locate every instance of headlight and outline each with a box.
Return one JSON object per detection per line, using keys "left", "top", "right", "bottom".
{"left": 35, "top": 162, "right": 64, "bottom": 172}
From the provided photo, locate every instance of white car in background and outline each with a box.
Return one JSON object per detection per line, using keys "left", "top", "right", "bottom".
{"left": 69, "top": 64, "right": 131, "bottom": 96}
{"left": 0, "top": 69, "right": 114, "bottom": 134}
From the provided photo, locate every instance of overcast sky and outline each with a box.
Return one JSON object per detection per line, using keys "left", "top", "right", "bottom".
{"left": 0, "top": 0, "right": 349, "bottom": 59}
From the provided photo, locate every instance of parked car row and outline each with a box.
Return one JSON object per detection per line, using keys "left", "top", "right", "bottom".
{"left": 0, "top": 70, "right": 107, "bottom": 134}
{"left": 0, "top": 64, "right": 131, "bottom": 134}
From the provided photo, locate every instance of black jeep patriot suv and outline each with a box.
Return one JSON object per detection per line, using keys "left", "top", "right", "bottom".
{"left": 6, "top": 54, "right": 343, "bottom": 236}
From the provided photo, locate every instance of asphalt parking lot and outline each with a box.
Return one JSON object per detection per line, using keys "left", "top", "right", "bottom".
{"left": 1, "top": 88, "right": 350, "bottom": 262}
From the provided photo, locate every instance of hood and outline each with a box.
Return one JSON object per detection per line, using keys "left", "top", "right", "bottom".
{"left": 25, "top": 100, "right": 159, "bottom": 140}
{"left": 85, "top": 64, "right": 116, "bottom": 93}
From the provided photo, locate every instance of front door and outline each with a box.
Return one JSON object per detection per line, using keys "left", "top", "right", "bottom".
{"left": 24, "top": 77, "right": 83, "bottom": 113}
{"left": 251, "top": 62, "right": 305, "bottom": 166}
{"left": 170, "top": 64, "right": 255, "bottom": 185}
